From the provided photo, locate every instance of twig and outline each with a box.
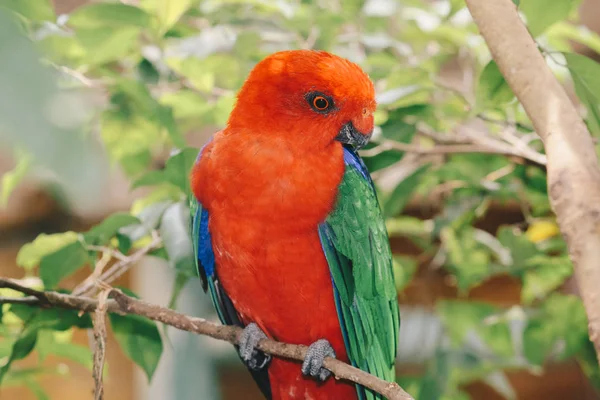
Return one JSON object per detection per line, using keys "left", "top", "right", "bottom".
{"left": 465, "top": 0, "right": 600, "bottom": 367}
{"left": 0, "top": 278, "right": 413, "bottom": 400}
{"left": 360, "top": 138, "right": 547, "bottom": 167}
{"left": 0, "top": 279, "right": 48, "bottom": 299}
{"left": 86, "top": 245, "right": 129, "bottom": 262}
{"left": 477, "top": 113, "right": 534, "bottom": 132}
{"left": 0, "top": 296, "right": 41, "bottom": 306}
{"left": 92, "top": 289, "right": 110, "bottom": 400}
{"left": 73, "top": 231, "right": 162, "bottom": 296}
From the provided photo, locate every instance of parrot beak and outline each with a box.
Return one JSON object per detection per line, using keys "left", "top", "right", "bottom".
{"left": 335, "top": 122, "right": 372, "bottom": 150}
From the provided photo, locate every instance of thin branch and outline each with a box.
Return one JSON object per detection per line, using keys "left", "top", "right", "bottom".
{"left": 73, "top": 231, "right": 162, "bottom": 296}
{"left": 0, "top": 296, "right": 41, "bottom": 306}
{"left": 477, "top": 113, "right": 534, "bottom": 132}
{"left": 0, "top": 279, "right": 49, "bottom": 302}
{"left": 92, "top": 289, "right": 110, "bottom": 400}
{"left": 361, "top": 137, "right": 547, "bottom": 167}
{"left": 0, "top": 279, "right": 413, "bottom": 400}
{"left": 465, "top": 0, "right": 600, "bottom": 367}
{"left": 85, "top": 245, "right": 129, "bottom": 262}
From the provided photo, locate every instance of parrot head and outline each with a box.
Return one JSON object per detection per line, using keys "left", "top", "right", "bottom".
{"left": 227, "top": 50, "right": 376, "bottom": 150}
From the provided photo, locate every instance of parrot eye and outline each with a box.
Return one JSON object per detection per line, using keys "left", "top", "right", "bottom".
{"left": 313, "top": 96, "right": 329, "bottom": 110}
{"left": 306, "top": 92, "right": 334, "bottom": 114}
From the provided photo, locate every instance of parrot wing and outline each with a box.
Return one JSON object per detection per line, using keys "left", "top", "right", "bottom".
{"left": 318, "top": 146, "right": 400, "bottom": 400}
{"left": 190, "top": 145, "right": 272, "bottom": 399}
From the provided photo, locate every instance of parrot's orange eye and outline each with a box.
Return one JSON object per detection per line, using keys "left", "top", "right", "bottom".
{"left": 313, "top": 96, "right": 329, "bottom": 110}
{"left": 306, "top": 92, "right": 334, "bottom": 114}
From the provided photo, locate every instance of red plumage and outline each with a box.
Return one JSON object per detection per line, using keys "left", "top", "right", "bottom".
{"left": 191, "top": 50, "right": 376, "bottom": 399}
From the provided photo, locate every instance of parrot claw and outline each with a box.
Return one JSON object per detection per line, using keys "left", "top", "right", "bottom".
{"left": 239, "top": 323, "right": 271, "bottom": 371}
{"left": 301, "top": 339, "right": 335, "bottom": 382}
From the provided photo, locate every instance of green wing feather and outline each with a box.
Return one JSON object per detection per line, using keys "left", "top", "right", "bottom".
{"left": 318, "top": 147, "right": 400, "bottom": 400}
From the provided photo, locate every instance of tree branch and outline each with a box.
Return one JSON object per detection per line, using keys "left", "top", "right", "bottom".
{"left": 92, "top": 289, "right": 110, "bottom": 400}
{"left": 73, "top": 231, "right": 162, "bottom": 296}
{"left": 361, "top": 138, "right": 547, "bottom": 167}
{"left": 465, "top": 0, "right": 600, "bottom": 366}
{"left": 363, "top": 118, "right": 547, "bottom": 168}
{"left": 0, "top": 278, "right": 413, "bottom": 400}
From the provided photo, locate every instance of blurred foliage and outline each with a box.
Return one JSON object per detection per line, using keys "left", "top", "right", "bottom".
{"left": 1, "top": 0, "right": 600, "bottom": 399}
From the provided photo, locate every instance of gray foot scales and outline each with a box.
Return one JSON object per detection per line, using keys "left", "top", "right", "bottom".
{"left": 301, "top": 339, "right": 336, "bottom": 382}
{"left": 239, "top": 322, "right": 271, "bottom": 371}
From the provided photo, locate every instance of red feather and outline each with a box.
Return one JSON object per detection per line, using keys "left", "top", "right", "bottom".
{"left": 191, "top": 50, "right": 376, "bottom": 399}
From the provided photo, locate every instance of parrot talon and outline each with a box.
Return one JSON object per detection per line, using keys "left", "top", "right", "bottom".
{"left": 301, "top": 339, "right": 335, "bottom": 383}
{"left": 239, "top": 323, "right": 271, "bottom": 371}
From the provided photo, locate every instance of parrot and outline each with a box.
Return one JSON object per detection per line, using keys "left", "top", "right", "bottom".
{"left": 189, "top": 49, "right": 400, "bottom": 400}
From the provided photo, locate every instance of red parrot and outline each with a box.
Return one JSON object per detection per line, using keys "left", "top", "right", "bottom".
{"left": 190, "top": 50, "right": 399, "bottom": 400}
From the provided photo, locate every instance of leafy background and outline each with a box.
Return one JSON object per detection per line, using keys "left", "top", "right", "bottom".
{"left": 1, "top": 0, "right": 600, "bottom": 399}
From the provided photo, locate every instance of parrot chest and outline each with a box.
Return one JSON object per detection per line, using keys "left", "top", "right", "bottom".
{"left": 195, "top": 134, "right": 346, "bottom": 228}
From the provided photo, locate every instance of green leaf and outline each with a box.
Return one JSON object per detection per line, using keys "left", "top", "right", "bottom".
{"left": 39, "top": 241, "right": 89, "bottom": 288}
{"left": 160, "top": 90, "right": 210, "bottom": 123}
{"left": 362, "top": 149, "right": 404, "bottom": 173}
{"left": 393, "top": 256, "right": 417, "bottom": 292}
{"left": 166, "top": 54, "right": 243, "bottom": 92}
{"left": 133, "top": 147, "right": 199, "bottom": 195}
{"left": 23, "top": 307, "right": 93, "bottom": 331}
{"left": 110, "top": 313, "right": 163, "bottom": 380}
{"left": 116, "top": 232, "right": 133, "bottom": 255}
{"left": 0, "top": 306, "right": 92, "bottom": 384}
{"left": 76, "top": 27, "right": 141, "bottom": 65}
{"left": 1, "top": 148, "right": 31, "bottom": 206}
{"left": 106, "top": 79, "right": 186, "bottom": 149}
{"left": 524, "top": 294, "right": 588, "bottom": 365}
{"left": 418, "top": 351, "right": 451, "bottom": 400}
{"left": 521, "top": 256, "right": 572, "bottom": 304}
{"left": 0, "top": 0, "right": 55, "bottom": 22}
{"left": 68, "top": 3, "right": 153, "bottom": 28}
{"left": 37, "top": 330, "right": 93, "bottom": 370}
{"left": 433, "top": 193, "right": 485, "bottom": 235}
{"left": 141, "top": 0, "right": 195, "bottom": 33}
{"left": 396, "top": 376, "right": 424, "bottom": 399}
{"left": 383, "top": 163, "right": 430, "bottom": 218}
{"left": 16, "top": 232, "right": 80, "bottom": 270}
{"left": 157, "top": 106, "right": 186, "bottom": 149}
{"left": 145, "top": 0, "right": 194, "bottom": 33}
{"left": 437, "top": 301, "right": 513, "bottom": 357}
{"left": 496, "top": 225, "right": 540, "bottom": 270}
{"left": 0, "top": 327, "right": 38, "bottom": 383}
{"left": 380, "top": 111, "right": 417, "bottom": 142}
{"left": 441, "top": 226, "right": 492, "bottom": 291}
{"left": 548, "top": 22, "right": 600, "bottom": 56}
{"left": 132, "top": 170, "right": 167, "bottom": 189}
{"left": 84, "top": 212, "right": 141, "bottom": 245}
{"left": 565, "top": 53, "right": 600, "bottom": 135}
{"left": 159, "top": 201, "right": 195, "bottom": 276}
{"left": 520, "top": 0, "right": 581, "bottom": 37}
{"left": 362, "top": 110, "right": 418, "bottom": 172}
{"left": 578, "top": 340, "right": 600, "bottom": 390}
{"left": 164, "top": 148, "right": 201, "bottom": 195}
{"left": 476, "top": 60, "right": 515, "bottom": 108}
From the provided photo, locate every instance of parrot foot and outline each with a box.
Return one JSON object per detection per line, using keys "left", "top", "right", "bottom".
{"left": 239, "top": 323, "right": 271, "bottom": 371}
{"left": 301, "top": 339, "right": 335, "bottom": 382}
